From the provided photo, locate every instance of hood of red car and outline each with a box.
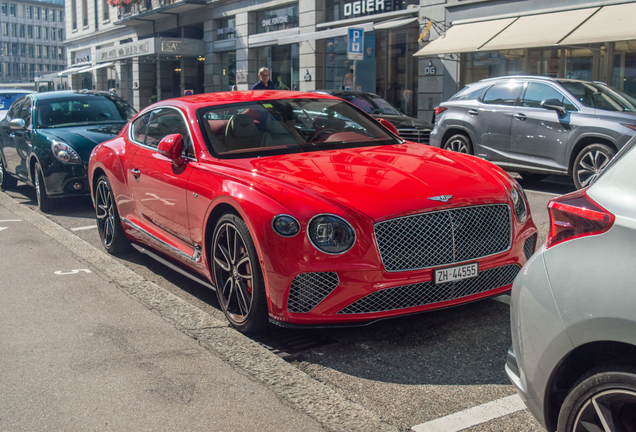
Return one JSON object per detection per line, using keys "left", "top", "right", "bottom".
{"left": 247, "top": 143, "right": 511, "bottom": 221}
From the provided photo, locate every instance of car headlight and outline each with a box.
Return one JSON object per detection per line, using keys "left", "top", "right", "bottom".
{"left": 271, "top": 215, "right": 300, "bottom": 237}
{"left": 308, "top": 214, "right": 356, "bottom": 254}
{"left": 511, "top": 186, "right": 527, "bottom": 224}
{"left": 51, "top": 140, "right": 82, "bottom": 164}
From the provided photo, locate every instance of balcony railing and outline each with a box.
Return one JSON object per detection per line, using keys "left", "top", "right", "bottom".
{"left": 117, "top": 0, "right": 204, "bottom": 20}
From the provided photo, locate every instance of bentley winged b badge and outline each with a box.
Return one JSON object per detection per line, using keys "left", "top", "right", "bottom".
{"left": 428, "top": 195, "right": 453, "bottom": 203}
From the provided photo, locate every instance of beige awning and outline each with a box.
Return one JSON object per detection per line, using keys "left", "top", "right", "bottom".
{"left": 559, "top": 2, "right": 636, "bottom": 45}
{"left": 480, "top": 7, "right": 599, "bottom": 51}
{"left": 57, "top": 65, "right": 90, "bottom": 76}
{"left": 373, "top": 17, "right": 418, "bottom": 31}
{"left": 414, "top": 17, "right": 517, "bottom": 57}
{"left": 73, "top": 62, "right": 115, "bottom": 73}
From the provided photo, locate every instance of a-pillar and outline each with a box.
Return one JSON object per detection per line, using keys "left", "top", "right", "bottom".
{"left": 299, "top": 0, "right": 325, "bottom": 91}
{"left": 235, "top": 11, "right": 256, "bottom": 90}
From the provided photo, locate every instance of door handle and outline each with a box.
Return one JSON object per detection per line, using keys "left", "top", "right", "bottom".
{"left": 468, "top": 109, "right": 479, "bottom": 116}
{"left": 131, "top": 167, "right": 141, "bottom": 178}
{"left": 513, "top": 113, "right": 527, "bottom": 121}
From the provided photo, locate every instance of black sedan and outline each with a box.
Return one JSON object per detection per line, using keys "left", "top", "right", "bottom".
{"left": 0, "top": 90, "right": 136, "bottom": 211}
{"left": 314, "top": 91, "right": 432, "bottom": 144}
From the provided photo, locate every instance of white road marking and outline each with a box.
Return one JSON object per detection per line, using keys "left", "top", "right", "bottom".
{"left": 54, "top": 269, "right": 92, "bottom": 275}
{"left": 411, "top": 394, "right": 526, "bottom": 432}
{"left": 524, "top": 189, "right": 561, "bottom": 197}
{"left": 71, "top": 225, "right": 98, "bottom": 231}
{"left": 0, "top": 219, "right": 22, "bottom": 222}
{"left": 492, "top": 295, "right": 511, "bottom": 305}
{"left": 0, "top": 226, "right": 8, "bottom": 231}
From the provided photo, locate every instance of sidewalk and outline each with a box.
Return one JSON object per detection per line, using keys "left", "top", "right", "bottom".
{"left": 0, "top": 203, "right": 325, "bottom": 431}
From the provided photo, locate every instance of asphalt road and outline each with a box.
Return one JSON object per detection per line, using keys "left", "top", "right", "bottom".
{"left": 0, "top": 173, "right": 576, "bottom": 432}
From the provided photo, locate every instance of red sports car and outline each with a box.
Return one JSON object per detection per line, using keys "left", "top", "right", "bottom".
{"left": 88, "top": 90, "right": 537, "bottom": 333}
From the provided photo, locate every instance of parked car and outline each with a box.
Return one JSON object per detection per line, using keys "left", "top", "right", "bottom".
{"left": 506, "top": 135, "right": 636, "bottom": 432}
{"left": 0, "top": 89, "right": 36, "bottom": 119}
{"left": 430, "top": 76, "right": 636, "bottom": 189}
{"left": 88, "top": 90, "right": 537, "bottom": 334}
{"left": 0, "top": 90, "right": 136, "bottom": 211}
{"left": 314, "top": 90, "right": 433, "bottom": 144}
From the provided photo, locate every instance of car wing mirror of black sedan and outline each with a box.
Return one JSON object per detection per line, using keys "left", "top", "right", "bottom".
{"left": 9, "top": 118, "right": 26, "bottom": 130}
{"left": 157, "top": 133, "right": 184, "bottom": 168}
{"left": 541, "top": 98, "right": 566, "bottom": 115}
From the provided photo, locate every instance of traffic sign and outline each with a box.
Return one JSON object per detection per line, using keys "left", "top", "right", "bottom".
{"left": 184, "top": 89, "right": 193, "bottom": 96}
{"left": 347, "top": 28, "right": 364, "bottom": 61}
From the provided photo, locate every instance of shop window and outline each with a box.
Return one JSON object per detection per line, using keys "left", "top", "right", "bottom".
{"left": 256, "top": 6, "right": 298, "bottom": 34}
{"left": 257, "top": 44, "right": 299, "bottom": 91}
{"left": 529, "top": 48, "right": 561, "bottom": 78}
{"left": 217, "top": 17, "right": 236, "bottom": 41}
{"left": 613, "top": 40, "right": 636, "bottom": 98}
{"left": 221, "top": 51, "right": 236, "bottom": 91}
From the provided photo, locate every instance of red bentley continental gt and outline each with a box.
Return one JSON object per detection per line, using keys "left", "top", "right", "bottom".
{"left": 88, "top": 91, "right": 537, "bottom": 333}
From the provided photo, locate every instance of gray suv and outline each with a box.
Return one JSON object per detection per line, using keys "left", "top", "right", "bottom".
{"left": 429, "top": 76, "right": 636, "bottom": 189}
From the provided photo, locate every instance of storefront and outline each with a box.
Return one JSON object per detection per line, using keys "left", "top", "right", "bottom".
{"left": 416, "top": 2, "right": 636, "bottom": 99}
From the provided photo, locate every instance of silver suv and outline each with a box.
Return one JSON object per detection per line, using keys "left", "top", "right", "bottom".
{"left": 430, "top": 76, "right": 636, "bottom": 189}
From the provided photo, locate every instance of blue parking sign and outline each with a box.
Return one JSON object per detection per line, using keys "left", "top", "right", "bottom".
{"left": 347, "top": 28, "right": 364, "bottom": 60}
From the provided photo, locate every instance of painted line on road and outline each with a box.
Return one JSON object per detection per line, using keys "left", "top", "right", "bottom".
{"left": 71, "top": 225, "right": 97, "bottom": 231}
{"left": 524, "top": 189, "right": 561, "bottom": 197}
{"left": 0, "top": 219, "right": 22, "bottom": 222}
{"left": 492, "top": 295, "right": 510, "bottom": 305}
{"left": 411, "top": 394, "right": 525, "bottom": 432}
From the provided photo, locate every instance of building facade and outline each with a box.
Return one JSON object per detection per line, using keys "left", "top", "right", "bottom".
{"left": 0, "top": 0, "right": 66, "bottom": 84}
{"left": 62, "top": 0, "right": 636, "bottom": 119}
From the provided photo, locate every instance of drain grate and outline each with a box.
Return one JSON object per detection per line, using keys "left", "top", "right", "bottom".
{"left": 250, "top": 329, "right": 337, "bottom": 361}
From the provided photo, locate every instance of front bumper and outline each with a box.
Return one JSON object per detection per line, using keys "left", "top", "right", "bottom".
{"left": 41, "top": 159, "right": 90, "bottom": 198}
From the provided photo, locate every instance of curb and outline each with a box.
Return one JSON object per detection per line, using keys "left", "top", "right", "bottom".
{"left": 0, "top": 190, "right": 398, "bottom": 432}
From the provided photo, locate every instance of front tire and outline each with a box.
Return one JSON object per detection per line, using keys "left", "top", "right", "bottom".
{"left": 443, "top": 134, "right": 473, "bottom": 154}
{"left": 34, "top": 162, "right": 54, "bottom": 212}
{"left": 557, "top": 365, "right": 636, "bottom": 432}
{"left": 0, "top": 158, "right": 17, "bottom": 190}
{"left": 95, "top": 174, "right": 130, "bottom": 254}
{"left": 212, "top": 214, "right": 269, "bottom": 334}
{"left": 573, "top": 144, "right": 615, "bottom": 189}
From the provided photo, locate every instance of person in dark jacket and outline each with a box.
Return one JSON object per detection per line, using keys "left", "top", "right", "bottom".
{"left": 252, "top": 67, "right": 275, "bottom": 90}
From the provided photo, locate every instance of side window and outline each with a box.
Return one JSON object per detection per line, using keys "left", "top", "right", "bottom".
{"left": 130, "top": 112, "right": 151, "bottom": 144}
{"left": 18, "top": 98, "right": 32, "bottom": 127}
{"left": 144, "top": 108, "right": 193, "bottom": 156}
{"left": 522, "top": 83, "right": 577, "bottom": 111}
{"left": 481, "top": 82, "right": 523, "bottom": 106}
{"left": 6, "top": 97, "right": 25, "bottom": 120}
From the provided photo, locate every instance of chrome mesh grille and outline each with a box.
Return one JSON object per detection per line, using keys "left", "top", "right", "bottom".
{"left": 338, "top": 264, "right": 520, "bottom": 314}
{"left": 524, "top": 233, "right": 537, "bottom": 260}
{"left": 397, "top": 128, "right": 431, "bottom": 144}
{"left": 374, "top": 204, "right": 511, "bottom": 272}
{"left": 287, "top": 272, "right": 340, "bottom": 313}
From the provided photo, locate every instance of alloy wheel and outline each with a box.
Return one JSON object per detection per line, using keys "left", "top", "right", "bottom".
{"left": 572, "top": 388, "right": 636, "bottom": 432}
{"left": 213, "top": 222, "right": 254, "bottom": 324}
{"left": 576, "top": 150, "right": 611, "bottom": 188}
{"left": 446, "top": 138, "right": 468, "bottom": 153}
{"left": 95, "top": 179, "right": 116, "bottom": 248}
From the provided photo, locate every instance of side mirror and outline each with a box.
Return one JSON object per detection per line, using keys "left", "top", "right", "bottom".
{"left": 9, "top": 118, "right": 26, "bottom": 130}
{"left": 541, "top": 98, "right": 566, "bottom": 115}
{"left": 376, "top": 118, "right": 399, "bottom": 137}
{"left": 157, "top": 133, "right": 184, "bottom": 167}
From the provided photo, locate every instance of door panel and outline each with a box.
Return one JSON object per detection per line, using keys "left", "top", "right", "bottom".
{"left": 1, "top": 97, "right": 26, "bottom": 175}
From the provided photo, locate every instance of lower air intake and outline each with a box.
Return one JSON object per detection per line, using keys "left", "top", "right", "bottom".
{"left": 338, "top": 264, "right": 520, "bottom": 314}
{"left": 287, "top": 272, "right": 340, "bottom": 313}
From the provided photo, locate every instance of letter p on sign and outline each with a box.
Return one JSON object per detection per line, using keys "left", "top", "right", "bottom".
{"left": 347, "top": 28, "right": 364, "bottom": 60}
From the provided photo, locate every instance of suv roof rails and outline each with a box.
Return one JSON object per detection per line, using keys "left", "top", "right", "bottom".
{"left": 478, "top": 75, "right": 556, "bottom": 82}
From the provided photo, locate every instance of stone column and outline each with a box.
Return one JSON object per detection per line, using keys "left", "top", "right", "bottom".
{"left": 298, "top": 0, "right": 324, "bottom": 91}
{"left": 203, "top": 15, "right": 215, "bottom": 93}
{"left": 155, "top": 59, "right": 161, "bottom": 102}
{"left": 235, "top": 11, "right": 255, "bottom": 90}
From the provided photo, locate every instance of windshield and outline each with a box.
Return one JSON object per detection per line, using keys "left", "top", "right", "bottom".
{"left": 558, "top": 80, "right": 636, "bottom": 112}
{"left": 0, "top": 93, "right": 30, "bottom": 112}
{"left": 341, "top": 94, "right": 402, "bottom": 116}
{"left": 198, "top": 98, "right": 400, "bottom": 158}
{"left": 36, "top": 95, "right": 137, "bottom": 128}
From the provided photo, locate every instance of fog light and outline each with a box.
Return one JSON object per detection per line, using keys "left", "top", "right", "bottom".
{"left": 73, "top": 182, "right": 83, "bottom": 190}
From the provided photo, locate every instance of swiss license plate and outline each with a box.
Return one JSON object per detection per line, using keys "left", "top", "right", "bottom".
{"left": 434, "top": 263, "right": 479, "bottom": 284}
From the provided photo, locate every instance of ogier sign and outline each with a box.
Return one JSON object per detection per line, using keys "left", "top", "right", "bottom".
{"left": 343, "top": 0, "right": 385, "bottom": 17}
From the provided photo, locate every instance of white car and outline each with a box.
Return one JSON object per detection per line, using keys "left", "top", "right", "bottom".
{"left": 507, "top": 134, "right": 636, "bottom": 431}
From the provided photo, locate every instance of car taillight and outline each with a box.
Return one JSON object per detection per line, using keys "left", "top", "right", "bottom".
{"left": 546, "top": 189, "right": 614, "bottom": 249}
{"left": 434, "top": 106, "right": 447, "bottom": 116}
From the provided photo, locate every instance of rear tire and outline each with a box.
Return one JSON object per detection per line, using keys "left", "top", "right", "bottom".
{"left": 443, "top": 134, "right": 473, "bottom": 154}
{"left": 557, "top": 364, "right": 636, "bottom": 432}
{"left": 212, "top": 213, "right": 269, "bottom": 334}
{"left": 34, "top": 162, "right": 54, "bottom": 212}
{"left": 572, "top": 144, "right": 615, "bottom": 189}
{"left": 0, "top": 158, "right": 17, "bottom": 190}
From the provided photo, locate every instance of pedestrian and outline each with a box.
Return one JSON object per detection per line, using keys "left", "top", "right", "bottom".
{"left": 252, "top": 67, "right": 275, "bottom": 90}
{"left": 231, "top": 85, "right": 238, "bottom": 91}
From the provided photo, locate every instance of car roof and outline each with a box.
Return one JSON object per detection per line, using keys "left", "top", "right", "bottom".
{"left": 148, "top": 90, "right": 341, "bottom": 109}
